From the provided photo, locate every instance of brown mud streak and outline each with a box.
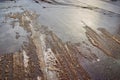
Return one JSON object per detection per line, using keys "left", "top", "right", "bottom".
{"left": 98, "top": 28, "right": 120, "bottom": 45}
{"left": 84, "top": 26, "right": 115, "bottom": 58}
{"left": 5, "top": 10, "right": 91, "bottom": 80}
{"left": 0, "top": 54, "right": 13, "bottom": 80}
{"left": 23, "top": 38, "right": 44, "bottom": 80}
{"left": 66, "top": 42, "right": 91, "bottom": 80}
{"left": 50, "top": 33, "right": 78, "bottom": 80}
{"left": 45, "top": 32, "right": 72, "bottom": 80}
{"left": 6, "top": 10, "right": 44, "bottom": 80}
{"left": 13, "top": 52, "right": 25, "bottom": 80}
{"left": 40, "top": 26, "right": 91, "bottom": 80}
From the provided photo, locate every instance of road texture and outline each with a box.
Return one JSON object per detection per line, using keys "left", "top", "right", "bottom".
{"left": 0, "top": 0, "right": 120, "bottom": 80}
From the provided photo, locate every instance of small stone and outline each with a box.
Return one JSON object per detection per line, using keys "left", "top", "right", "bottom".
{"left": 97, "top": 59, "right": 100, "bottom": 62}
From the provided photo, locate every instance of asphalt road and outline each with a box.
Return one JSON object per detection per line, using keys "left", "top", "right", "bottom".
{"left": 0, "top": 0, "right": 120, "bottom": 80}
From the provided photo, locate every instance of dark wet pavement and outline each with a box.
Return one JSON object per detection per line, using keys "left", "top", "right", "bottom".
{"left": 0, "top": 0, "right": 120, "bottom": 80}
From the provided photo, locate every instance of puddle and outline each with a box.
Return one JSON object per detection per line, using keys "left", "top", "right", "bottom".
{"left": 0, "top": 9, "right": 38, "bottom": 54}
{"left": 0, "top": 22, "right": 29, "bottom": 54}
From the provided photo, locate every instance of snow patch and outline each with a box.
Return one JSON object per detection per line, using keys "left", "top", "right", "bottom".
{"left": 23, "top": 50, "right": 29, "bottom": 68}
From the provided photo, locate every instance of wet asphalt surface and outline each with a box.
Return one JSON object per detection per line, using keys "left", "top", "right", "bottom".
{"left": 0, "top": 0, "right": 120, "bottom": 80}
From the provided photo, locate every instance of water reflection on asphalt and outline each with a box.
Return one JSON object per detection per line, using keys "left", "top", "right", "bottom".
{"left": 0, "top": 0, "right": 120, "bottom": 80}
